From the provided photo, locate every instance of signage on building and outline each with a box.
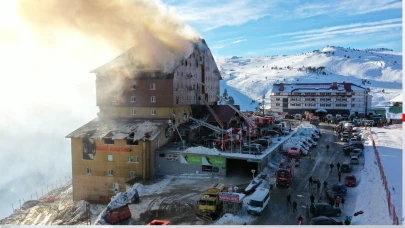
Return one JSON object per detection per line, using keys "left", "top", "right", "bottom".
{"left": 218, "top": 192, "right": 241, "bottom": 203}
{"left": 96, "top": 146, "right": 131, "bottom": 152}
{"left": 180, "top": 154, "right": 226, "bottom": 167}
{"left": 202, "top": 165, "right": 219, "bottom": 173}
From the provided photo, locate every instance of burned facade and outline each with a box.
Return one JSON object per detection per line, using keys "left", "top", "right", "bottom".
{"left": 66, "top": 39, "right": 222, "bottom": 202}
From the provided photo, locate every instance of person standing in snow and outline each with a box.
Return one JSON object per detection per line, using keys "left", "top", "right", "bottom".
{"left": 341, "top": 197, "right": 345, "bottom": 208}
{"left": 308, "top": 176, "right": 313, "bottom": 187}
{"left": 336, "top": 162, "right": 341, "bottom": 171}
{"left": 330, "top": 163, "right": 334, "bottom": 173}
{"left": 323, "top": 180, "right": 328, "bottom": 190}
{"left": 287, "top": 194, "right": 292, "bottom": 206}
{"left": 310, "top": 194, "right": 315, "bottom": 204}
{"left": 287, "top": 186, "right": 293, "bottom": 195}
{"left": 292, "top": 200, "right": 297, "bottom": 212}
{"left": 338, "top": 171, "right": 342, "bottom": 182}
{"left": 316, "top": 180, "right": 321, "bottom": 191}
{"left": 335, "top": 196, "right": 341, "bottom": 208}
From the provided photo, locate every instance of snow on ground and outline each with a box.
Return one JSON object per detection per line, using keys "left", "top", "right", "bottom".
{"left": 370, "top": 126, "right": 403, "bottom": 222}
{"left": 351, "top": 130, "right": 392, "bottom": 225}
{"left": 217, "top": 46, "right": 402, "bottom": 108}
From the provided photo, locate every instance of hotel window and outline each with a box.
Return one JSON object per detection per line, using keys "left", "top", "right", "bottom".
{"left": 131, "top": 109, "right": 136, "bottom": 115}
{"left": 86, "top": 168, "right": 92, "bottom": 175}
{"left": 151, "top": 109, "right": 157, "bottom": 115}
{"left": 128, "top": 156, "right": 139, "bottom": 163}
{"left": 130, "top": 171, "right": 136, "bottom": 178}
{"left": 107, "top": 155, "right": 113, "bottom": 162}
{"left": 107, "top": 169, "right": 114, "bottom": 176}
{"left": 150, "top": 83, "right": 156, "bottom": 90}
{"left": 131, "top": 96, "right": 136, "bottom": 103}
{"left": 151, "top": 96, "right": 156, "bottom": 103}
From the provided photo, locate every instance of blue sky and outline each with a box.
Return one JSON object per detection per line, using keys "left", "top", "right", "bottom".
{"left": 164, "top": 0, "right": 402, "bottom": 57}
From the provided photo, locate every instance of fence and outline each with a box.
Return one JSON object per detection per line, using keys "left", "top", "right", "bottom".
{"left": 368, "top": 130, "right": 399, "bottom": 225}
{"left": 10, "top": 176, "right": 72, "bottom": 213}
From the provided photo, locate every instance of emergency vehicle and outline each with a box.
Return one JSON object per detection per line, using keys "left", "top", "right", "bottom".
{"left": 276, "top": 159, "right": 295, "bottom": 187}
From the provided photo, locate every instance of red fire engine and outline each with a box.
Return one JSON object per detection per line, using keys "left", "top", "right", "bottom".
{"left": 276, "top": 159, "right": 295, "bottom": 187}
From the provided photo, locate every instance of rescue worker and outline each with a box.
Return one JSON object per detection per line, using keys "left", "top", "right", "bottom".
{"left": 292, "top": 200, "right": 297, "bottom": 212}
{"left": 310, "top": 194, "right": 315, "bottom": 204}
{"left": 323, "top": 180, "right": 328, "bottom": 189}
{"left": 287, "top": 194, "right": 292, "bottom": 206}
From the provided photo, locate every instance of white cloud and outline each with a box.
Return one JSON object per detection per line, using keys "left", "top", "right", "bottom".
{"left": 232, "top": 39, "right": 247, "bottom": 44}
{"left": 169, "top": 0, "right": 277, "bottom": 31}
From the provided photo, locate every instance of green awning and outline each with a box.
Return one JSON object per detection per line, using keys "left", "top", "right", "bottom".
{"left": 389, "top": 106, "right": 402, "bottom": 114}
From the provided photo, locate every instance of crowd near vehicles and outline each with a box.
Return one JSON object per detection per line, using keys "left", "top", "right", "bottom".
{"left": 196, "top": 183, "right": 226, "bottom": 220}
{"left": 247, "top": 188, "right": 270, "bottom": 215}
{"left": 276, "top": 159, "right": 295, "bottom": 187}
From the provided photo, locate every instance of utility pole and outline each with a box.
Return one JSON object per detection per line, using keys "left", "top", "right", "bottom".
{"left": 262, "top": 94, "right": 266, "bottom": 117}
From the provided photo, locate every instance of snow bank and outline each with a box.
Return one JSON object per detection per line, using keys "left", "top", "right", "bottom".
{"left": 351, "top": 131, "right": 392, "bottom": 225}
{"left": 214, "top": 213, "right": 253, "bottom": 225}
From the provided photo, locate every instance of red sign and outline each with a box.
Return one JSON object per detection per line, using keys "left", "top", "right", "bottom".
{"left": 96, "top": 146, "right": 131, "bottom": 152}
{"left": 402, "top": 114, "right": 405, "bottom": 122}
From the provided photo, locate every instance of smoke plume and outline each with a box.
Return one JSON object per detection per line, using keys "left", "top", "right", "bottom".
{"left": 17, "top": 0, "right": 201, "bottom": 72}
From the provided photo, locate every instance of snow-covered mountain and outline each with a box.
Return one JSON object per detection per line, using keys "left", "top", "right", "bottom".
{"left": 216, "top": 46, "right": 402, "bottom": 111}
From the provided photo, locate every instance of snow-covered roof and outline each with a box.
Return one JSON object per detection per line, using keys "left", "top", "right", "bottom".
{"left": 390, "top": 93, "right": 402, "bottom": 102}
{"left": 271, "top": 82, "right": 366, "bottom": 93}
{"left": 66, "top": 117, "right": 167, "bottom": 141}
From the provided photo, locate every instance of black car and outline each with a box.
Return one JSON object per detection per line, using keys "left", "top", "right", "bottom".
{"left": 263, "top": 130, "right": 280, "bottom": 137}
{"left": 252, "top": 139, "right": 271, "bottom": 147}
{"left": 310, "top": 216, "right": 343, "bottom": 225}
{"left": 344, "top": 141, "right": 364, "bottom": 150}
{"left": 340, "top": 163, "right": 352, "bottom": 173}
{"left": 343, "top": 145, "right": 363, "bottom": 154}
{"left": 311, "top": 203, "right": 342, "bottom": 217}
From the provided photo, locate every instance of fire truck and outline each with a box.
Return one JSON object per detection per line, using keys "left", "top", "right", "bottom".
{"left": 275, "top": 159, "right": 295, "bottom": 187}
{"left": 286, "top": 147, "right": 301, "bottom": 166}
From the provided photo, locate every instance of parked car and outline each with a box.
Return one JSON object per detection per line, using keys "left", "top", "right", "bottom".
{"left": 263, "top": 130, "right": 280, "bottom": 137}
{"left": 344, "top": 175, "right": 357, "bottom": 187}
{"left": 350, "top": 148, "right": 363, "bottom": 157}
{"left": 311, "top": 203, "right": 342, "bottom": 217}
{"left": 341, "top": 135, "right": 349, "bottom": 142}
{"left": 295, "top": 114, "right": 302, "bottom": 120}
{"left": 331, "top": 184, "right": 347, "bottom": 197}
{"left": 250, "top": 144, "right": 264, "bottom": 152}
{"left": 350, "top": 156, "right": 359, "bottom": 165}
{"left": 252, "top": 139, "right": 271, "bottom": 148}
{"left": 284, "top": 114, "right": 294, "bottom": 119}
{"left": 310, "top": 216, "right": 343, "bottom": 225}
{"left": 343, "top": 143, "right": 364, "bottom": 151}
{"left": 340, "top": 162, "right": 352, "bottom": 173}
{"left": 242, "top": 146, "right": 261, "bottom": 154}
{"left": 261, "top": 136, "right": 273, "bottom": 143}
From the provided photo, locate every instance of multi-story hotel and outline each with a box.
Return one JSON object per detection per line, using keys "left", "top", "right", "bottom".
{"left": 66, "top": 39, "right": 221, "bottom": 202}
{"left": 270, "top": 82, "right": 372, "bottom": 115}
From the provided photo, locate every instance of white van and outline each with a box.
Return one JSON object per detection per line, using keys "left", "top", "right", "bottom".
{"left": 247, "top": 188, "right": 270, "bottom": 215}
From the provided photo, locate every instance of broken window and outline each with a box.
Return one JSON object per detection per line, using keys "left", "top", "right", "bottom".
{"left": 103, "top": 132, "right": 114, "bottom": 145}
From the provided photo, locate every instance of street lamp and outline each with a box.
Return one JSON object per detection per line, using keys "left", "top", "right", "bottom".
{"left": 251, "top": 169, "right": 256, "bottom": 180}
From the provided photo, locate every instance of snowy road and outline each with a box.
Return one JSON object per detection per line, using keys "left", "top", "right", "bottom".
{"left": 252, "top": 122, "right": 364, "bottom": 225}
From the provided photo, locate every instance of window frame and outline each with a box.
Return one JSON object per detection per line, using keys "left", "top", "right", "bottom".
{"left": 86, "top": 168, "right": 92, "bottom": 175}
{"left": 128, "top": 156, "right": 139, "bottom": 163}
{"left": 107, "top": 154, "right": 113, "bottom": 162}
{"left": 151, "top": 109, "right": 157, "bottom": 115}
{"left": 107, "top": 169, "right": 114, "bottom": 176}
{"left": 150, "top": 83, "right": 156, "bottom": 90}
{"left": 151, "top": 96, "right": 156, "bottom": 103}
{"left": 131, "top": 109, "right": 136, "bottom": 115}
{"left": 130, "top": 96, "right": 136, "bottom": 103}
